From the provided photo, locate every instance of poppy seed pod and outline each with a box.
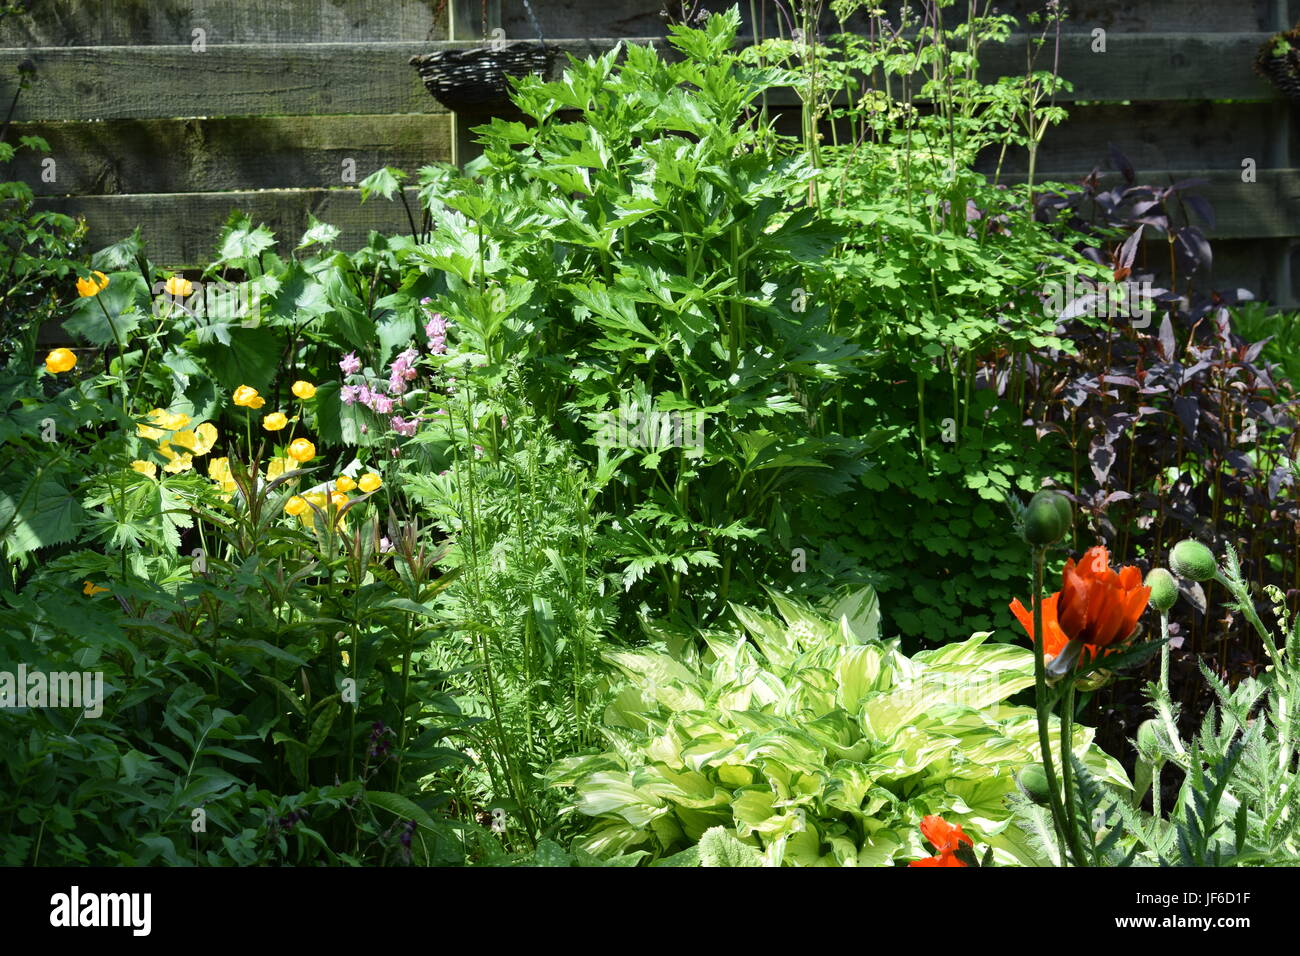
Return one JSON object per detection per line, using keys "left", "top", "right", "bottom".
{"left": 1016, "top": 764, "right": 1052, "bottom": 805}
{"left": 1022, "top": 490, "right": 1070, "bottom": 546}
{"left": 1145, "top": 568, "right": 1179, "bottom": 613}
{"left": 1169, "top": 539, "right": 1217, "bottom": 582}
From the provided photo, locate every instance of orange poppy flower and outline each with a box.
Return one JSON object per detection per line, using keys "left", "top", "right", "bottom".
{"left": 1010, "top": 545, "right": 1151, "bottom": 674}
{"left": 908, "top": 815, "right": 973, "bottom": 867}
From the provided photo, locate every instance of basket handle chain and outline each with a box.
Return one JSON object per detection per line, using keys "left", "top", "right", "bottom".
{"left": 518, "top": 0, "right": 547, "bottom": 49}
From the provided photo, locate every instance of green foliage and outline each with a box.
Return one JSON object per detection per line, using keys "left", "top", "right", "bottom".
{"left": 0, "top": 451, "right": 476, "bottom": 864}
{"left": 1016, "top": 546, "right": 1300, "bottom": 867}
{"left": 399, "top": 9, "right": 876, "bottom": 623}
{"left": 549, "top": 585, "right": 1127, "bottom": 865}
{"left": 0, "top": 130, "right": 86, "bottom": 366}
{"left": 399, "top": 387, "right": 623, "bottom": 848}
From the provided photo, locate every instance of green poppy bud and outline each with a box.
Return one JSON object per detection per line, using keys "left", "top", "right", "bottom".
{"left": 1051, "top": 492, "right": 1073, "bottom": 533}
{"left": 1136, "top": 719, "right": 1166, "bottom": 763}
{"left": 1169, "top": 539, "right": 1217, "bottom": 582}
{"left": 1016, "top": 764, "right": 1052, "bottom": 805}
{"left": 1022, "top": 491, "right": 1067, "bottom": 546}
{"left": 1145, "top": 568, "right": 1179, "bottom": 613}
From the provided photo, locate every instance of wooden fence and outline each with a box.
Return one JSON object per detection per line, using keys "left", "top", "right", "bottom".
{"left": 2, "top": 0, "right": 1299, "bottom": 304}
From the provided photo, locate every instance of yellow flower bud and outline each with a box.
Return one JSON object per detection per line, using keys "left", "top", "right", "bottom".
{"left": 76, "top": 271, "right": 109, "bottom": 298}
{"left": 44, "top": 348, "right": 77, "bottom": 373}
{"left": 164, "top": 275, "right": 193, "bottom": 297}
{"left": 287, "top": 438, "right": 316, "bottom": 462}
{"left": 291, "top": 380, "right": 317, "bottom": 399}
{"left": 232, "top": 385, "right": 261, "bottom": 408}
{"left": 335, "top": 475, "right": 356, "bottom": 492}
{"left": 285, "top": 495, "right": 309, "bottom": 516}
{"left": 358, "top": 472, "right": 382, "bottom": 493}
{"left": 262, "top": 411, "right": 289, "bottom": 432}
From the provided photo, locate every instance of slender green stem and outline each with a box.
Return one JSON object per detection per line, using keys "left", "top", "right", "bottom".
{"left": 1151, "top": 610, "right": 1173, "bottom": 819}
{"left": 1061, "top": 680, "right": 1079, "bottom": 855}
{"left": 1030, "top": 546, "right": 1086, "bottom": 865}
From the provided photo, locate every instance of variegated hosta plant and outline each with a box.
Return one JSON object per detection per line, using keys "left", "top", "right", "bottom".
{"left": 547, "top": 586, "right": 1129, "bottom": 865}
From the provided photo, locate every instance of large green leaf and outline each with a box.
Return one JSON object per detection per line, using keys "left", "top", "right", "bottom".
{"left": 62, "top": 272, "right": 147, "bottom": 346}
{"left": 697, "top": 827, "right": 763, "bottom": 867}
{"left": 0, "top": 468, "right": 83, "bottom": 557}
{"left": 193, "top": 325, "right": 284, "bottom": 394}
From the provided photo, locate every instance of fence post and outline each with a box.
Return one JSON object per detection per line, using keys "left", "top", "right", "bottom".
{"left": 1270, "top": 0, "right": 1296, "bottom": 307}
{"left": 447, "top": 0, "right": 502, "bottom": 168}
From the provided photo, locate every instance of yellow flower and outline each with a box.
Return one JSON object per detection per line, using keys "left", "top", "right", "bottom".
{"left": 265, "top": 456, "right": 293, "bottom": 480}
{"left": 208, "top": 457, "right": 238, "bottom": 494}
{"left": 284, "top": 495, "right": 308, "bottom": 516}
{"left": 291, "top": 380, "right": 317, "bottom": 400}
{"left": 287, "top": 438, "right": 316, "bottom": 463}
{"left": 164, "top": 275, "right": 193, "bottom": 297}
{"left": 76, "top": 271, "right": 109, "bottom": 298}
{"left": 149, "top": 407, "right": 190, "bottom": 431}
{"left": 137, "top": 408, "right": 167, "bottom": 441}
{"left": 329, "top": 490, "right": 349, "bottom": 510}
{"left": 296, "top": 491, "right": 329, "bottom": 529}
{"left": 82, "top": 580, "right": 110, "bottom": 596}
{"left": 130, "top": 459, "right": 157, "bottom": 478}
{"left": 193, "top": 422, "right": 217, "bottom": 455}
{"left": 44, "top": 348, "right": 77, "bottom": 374}
{"left": 262, "top": 411, "right": 289, "bottom": 432}
{"left": 232, "top": 385, "right": 265, "bottom": 409}
{"left": 158, "top": 442, "right": 194, "bottom": 474}
{"left": 335, "top": 475, "right": 356, "bottom": 492}
{"left": 358, "top": 472, "right": 382, "bottom": 493}
{"left": 170, "top": 422, "right": 213, "bottom": 455}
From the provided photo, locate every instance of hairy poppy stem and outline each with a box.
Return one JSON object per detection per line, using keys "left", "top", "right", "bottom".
{"left": 1153, "top": 609, "right": 1172, "bottom": 818}
{"left": 1030, "top": 546, "right": 1087, "bottom": 865}
{"left": 1061, "top": 680, "right": 1078, "bottom": 853}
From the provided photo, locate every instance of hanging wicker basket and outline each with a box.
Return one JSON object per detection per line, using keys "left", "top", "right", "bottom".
{"left": 1255, "top": 29, "right": 1300, "bottom": 99}
{"left": 410, "top": 42, "right": 554, "bottom": 111}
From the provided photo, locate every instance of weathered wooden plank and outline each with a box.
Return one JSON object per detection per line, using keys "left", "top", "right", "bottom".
{"left": 793, "top": 101, "right": 1283, "bottom": 176}
{"left": 996, "top": 169, "right": 1300, "bottom": 241}
{"left": 0, "top": 0, "right": 1282, "bottom": 48}
{"left": 34, "top": 166, "right": 1300, "bottom": 277}
{"left": 974, "top": 103, "right": 1284, "bottom": 176}
{"left": 7, "top": 114, "right": 452, "bottom": 194}
{"left": 0, "top": 0, "right": 449, "bottom": 45}
{"left": 0, "top": 42, "right": 443, "bottom": 120}
{"left": 0, "top": 31, "right": 1277, "bottom": 124}
{"left": 758, "top": 33, "right": 1279, "bottom": 105}
{"left": 0, "top": 39, "right": 670, "bottom": 121}
{"left": 34, "top": 187, "right": 429, "bottom": 266}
